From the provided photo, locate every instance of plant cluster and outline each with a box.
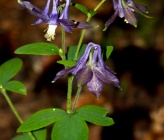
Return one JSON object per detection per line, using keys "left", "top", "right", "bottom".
{"left": 0, "top": 0, "right": 151, "bottom": 139}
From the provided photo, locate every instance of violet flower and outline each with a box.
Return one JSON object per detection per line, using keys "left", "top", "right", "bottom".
{"left": 18, "top": 0, "right": 91, "bottom": 41}
{"left": 104, "top": 0, "right": 151, "bottom": 30}
{"left": 52, "top": 42, "right": 120, "bottom": 99}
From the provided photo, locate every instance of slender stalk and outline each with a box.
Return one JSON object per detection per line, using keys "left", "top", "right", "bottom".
{"left": 61, "top": 26, "right": 66, "bottom": 60}
{"left": 1, "top": 89, "right": 23, "bottom": 124}
{"left": 1, "top": 88, "right": 36, "bottom": 140}
{"left": 94, "top": 0, "right": 106, "bottom": 12}
{"left": 73, "top": 30, "right": 86, "bottom": 60}
{"left": 71, "top": 86, "right": 82, "bottom": 113}
{"left": 74, "top": 0, "right": 106, "bottom": 60}
{"left": 67, "top": 75, "right": 74, "bottom": 113}
{"left": 61, "top": 26, "right": 73, "bottom": 113}
{"left": 27, "top": 132, "right": 36, "bottom": 140}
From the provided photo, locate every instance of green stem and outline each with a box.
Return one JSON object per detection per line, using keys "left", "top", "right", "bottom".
{"left": 73, "top": 29, "right": 86, "bottom": 60}
{"left": 27, "top": 132, "right": 36, "bottom": 140}
{"left": 1, "top": 89, "right": 23, "bottom": 123}
{"left": 67, "top": 0, "right": 106, "bottom": 113}
{"left": 94, "top": 0, "right": 106, "bottom": 12}
{"left": 67, "top": 75, "right": 74, "bottom": 113}
{"left": 73, "top": 0, "right": 106, "bottom": 60}
{"left": 71, "top": 86, "right": 82, "bottom": 113}
{"left": 1, "top": 89, "right": 36, "bottom": 140}
{"left": 61, "top": 27, "right": 66, "bottom": 60}
{"left": 61, "top": 26, "right": 73, "bottom": 113}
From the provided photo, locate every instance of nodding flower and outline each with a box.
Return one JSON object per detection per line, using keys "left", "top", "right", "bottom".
{"left": 52, "top": 42, "right": 121, "bottom": 99}
{"left": 18, "top": 0, "right": 91, "bottom": 41}
{"left": 104, "top": 0, "right": 151, "bottom": 30}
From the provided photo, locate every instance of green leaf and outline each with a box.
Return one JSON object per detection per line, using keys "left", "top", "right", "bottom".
{"left": 4, "top": 80, "right": 26, "bottom": 95}
{"left": 12, "top": 128, "right": 47, "bottom": 140}
{"left": 89, "top": 10, "right": 97, "bottom": 17}
{"left": 76, "top": 105, "right": 114, "bottom": 126}
{"left": 17, "top": 108, "right": 67, "bottom": 132}
{"left": 70, "top": 3, "right": 89, "bottom": 15}
{"left": 33, "top": 128, "right": 47, "bottom": 140}
{"left": 14, "top": 42, "right": 59, "bottom": 55}
{"left": 12, "top": 133, "right": 30, "bottom": 140}
{"left": 57, "top": 60, "right": 76, "bottom": 67}
{"left": 0, "top": 58, "right": 22, "bottom": 85}
{"left": 67, "top": 44, "right": 87, "bottom": 60}
{"left": 105, "top": 46, "right": 113, "bottom": 59}
{"left": 51, "top": 114, "right": 88, "bottom": 140}
{"left": 102, "top": 46, "right": 113, "bottom": 61}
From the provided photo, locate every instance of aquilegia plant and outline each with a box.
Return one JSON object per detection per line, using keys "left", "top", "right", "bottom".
{"left": 0, "top": 0, "right": 151, "bottom": 139}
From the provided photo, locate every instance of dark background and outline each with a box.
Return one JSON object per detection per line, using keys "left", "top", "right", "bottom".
{"left": 0, "top": 0, "right": 164, "bottom": 139}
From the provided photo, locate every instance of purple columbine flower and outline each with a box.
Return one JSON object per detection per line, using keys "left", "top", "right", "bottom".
{"left": 52, "top": 42, "right": 120, "bottom": 99}
{"left": 18, "top": 0, "right": 91, "bottom": 41}
{"left": 104, "top": 0, "right": 151, "bottom": 30}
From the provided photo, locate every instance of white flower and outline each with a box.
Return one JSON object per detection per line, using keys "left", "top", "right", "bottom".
{"left": 44, "top": 24, "right": 57, "bottom": 41}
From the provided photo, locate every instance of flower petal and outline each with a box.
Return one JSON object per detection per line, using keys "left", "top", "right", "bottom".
{"left": 127, "top": 0, "right": 152, "bottom": 18}
{"left": 52, "top": 66, "right": 75, "bottom": 82}
{"left": 87, "top": 72, "right": 103, "bottom": 99}
{"left": 48, "top": 14, "right": 58, "bottom": 24}
{"left": 51, "top": 0, "right": 58, "bottom": 15}
{"left": 117, "top": 0, "right": 124, "bottom": 18}
{"left": 135, "top": 4, "right": 148, "bottom": 13}
{"left": 104, "top": 10, "right": 118, "bottom": 29}
{"left": 72, "top": 43, "right": 96, "bottom": 74}
{"left": 59, "top": 0, "right": 70, "bottom": 19}
{"left": 41, "top": 0, "right": 52, "bottom": 15}
{"left": 112, "top": 0, "right": 118, "bottom": 10}
{"left": 19, "top": 1, "right": 49, "bottom": 21}
{"left": 97, "top": 45, "right": 106, "bottom": 69}
{"left": 19, "top": 1, "right": 42, "bottom": 13}
{"left": 124, "top": 7, "right": 137, "bottom": 27}
{"left": 105, "top": 66, "right": 116, "bottom": 74}
{"left": 94, "top": 67, "right": 120, "bottom": 88}
{"left": 59, "top": 19, "right": 92, "bottom": 31}
{"left": 61, "top": 25, "right": 72, "bottom": 33}
{"left": 73, "top": 21, "right": 92, "bottom": 29}
{"left": 127, "top": 0, "right": 148, "bottom": 13}
{"left": 76, "top": 67, "right": 93, "bottom": 86}
{"left": 32, "top": 19, "right": 42, "bottom": 25}
{"left": 58, "top": 19, "right": 76, "bottom": 32}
